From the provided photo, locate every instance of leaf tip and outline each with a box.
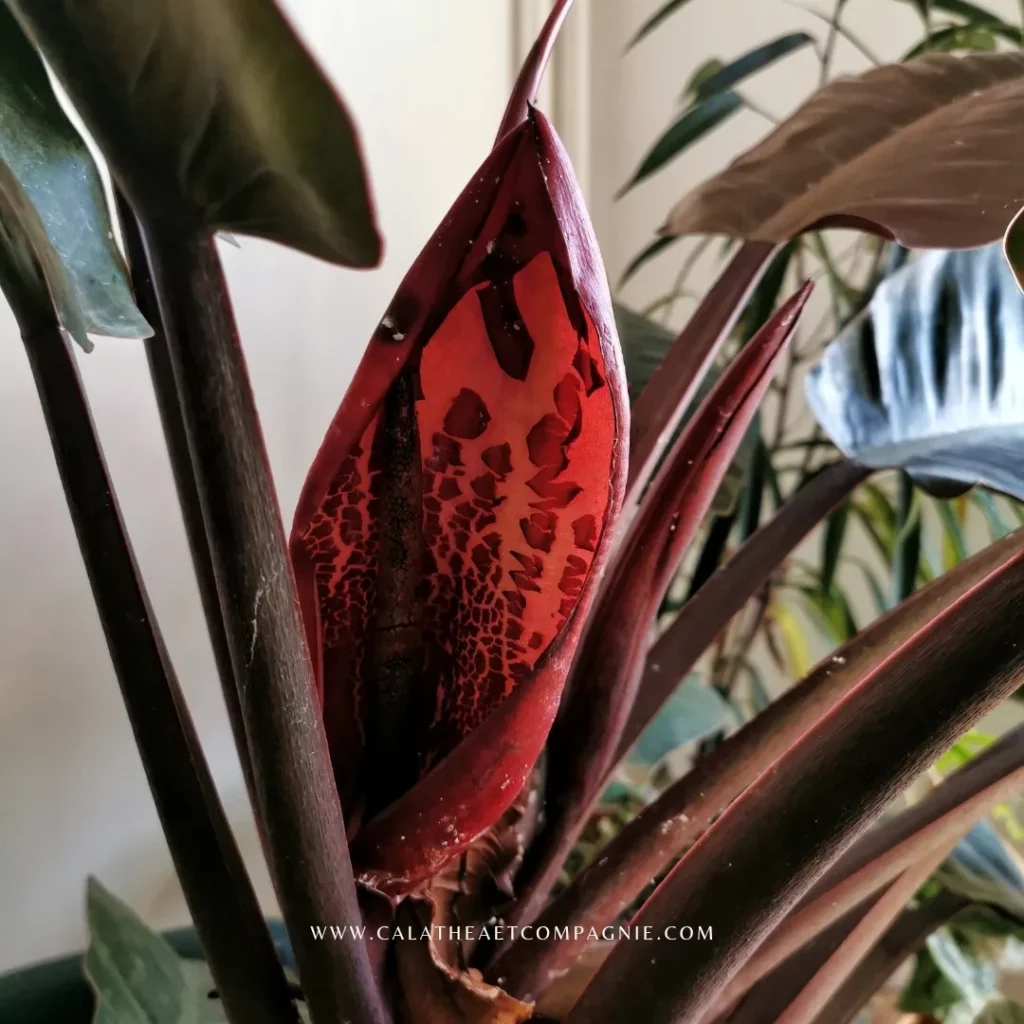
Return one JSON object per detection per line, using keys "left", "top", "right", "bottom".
{"left": 1003, "top": 206, "right": 1024, "bottom": 293}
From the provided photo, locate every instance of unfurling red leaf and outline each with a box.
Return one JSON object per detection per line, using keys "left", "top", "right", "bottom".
{"left": 806, "top": 244, "right": 1024, "bottom": 500}
{"left": 664, "top": 53, "right": 1024, "bottom": 249}
{"left": 290, "top": 109, "right": 627, "bottom": 895}
{"left": 0, "top": 6, "right": 150, "bottom": 348}
{"left": 507, "top": 282, "right": 811, "bottom": 933}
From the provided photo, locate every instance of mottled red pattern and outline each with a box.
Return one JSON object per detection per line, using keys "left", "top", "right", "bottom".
{"left": 296, "top": 415, "right": 381, "bottom": 814}
{"left": 292, "top": 252, "right": 614, "bottom": 816}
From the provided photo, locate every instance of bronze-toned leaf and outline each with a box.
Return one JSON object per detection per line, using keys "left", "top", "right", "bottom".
{"left": 9, "top": 0, "right": 380, "bottom": 267}
{"left": 665, "top": 53, "right": 1024, "bottom": 249}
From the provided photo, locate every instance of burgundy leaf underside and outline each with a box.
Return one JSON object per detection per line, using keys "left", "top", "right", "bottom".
{"left": 488, "top": 457, "right": 868, "bottom": 999}
{"left": 508, "top": 282, "right": 812, "bottom": 931}
{"left": 566, "top": 530, "right": 1024, "bottom": 1024}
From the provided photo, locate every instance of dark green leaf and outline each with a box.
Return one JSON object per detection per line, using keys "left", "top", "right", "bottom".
{"left": 737, "top": 241, "right": 796, "bottom": 343}
{"left": 899, "top": 0, "right": 1023, "bottom": 44}
{"left": 850, "top": 502, "right": 893, "bottom": 565}
{"left": 684, "top": 59, "right": 725, "bottom": 99}
{"left": 9, "top": 0, "right": 380, "bottom": 268}
{"left": 793, "top": 584, "right": 858, "bottom": 645}
{"left": 619, "top": 235, "right": 683, "bottom": 286}
{"left": 615, "top": 303, "right": 676, "bottom": 400}
{"left": 901, "top": 948, "right": 964, "bottom": 1013}
{"left": 0, "top": 924, "right": 292, "bottom": 1024}
{"left": 808, "top": 246, "right": 1024, "bottom": 500}
{"left": 620, "top": 92, "right": 743, "bottom": 194}
{"left": 738, "top": 438, "right": 767, "bottom": 539}
{"left": 893, "top": 473, "right": 922, "bottom": 603}
{"left": 85, "top": 877, "right": 227, "bottom": 1023}
{"left": 681, "top": 514, "right": 736, "bottom": 609}
{"left": 627, "top": 0, "right": 700, "bottom": 49}
{"left": 846, "top": 555, "right": 891, "bottom": 615}
{"left": 903, "top": 24, "right": 998, "bottom": 58}
{"left": 764, "top": 454, "right": 784, "bottom": 511}
{"left": 821, "top": 500, "right": 850, "bottom": 594}
{"left": 862, "top": 482, "right": 899, "bottom": 539}
{"left": 926, "top": 926, "right": 1000, "bottom": 1011}
{"left": 737, "top": 661, "right": 772, "bottom": 713}
{"left": 688, "top": 34, "right": 815, "bottom": 102}
{"left": 84, "top": 880, "right": 304, "bottom": 1024}
{"left": 0, "top": 7, "right": 150, "bottom": 348}
{"left": 936, "top": 498, "right": 969, "bottom": 569}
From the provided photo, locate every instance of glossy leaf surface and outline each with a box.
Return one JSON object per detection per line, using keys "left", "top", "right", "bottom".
{"left": 9, "top": 0, "right": 380, "bottom": 267}
{"left": 0, "top": 7, "right": 149, "bottom": 348}
{"left": 807, "top": 244, "right": 1024, "bottom": 499}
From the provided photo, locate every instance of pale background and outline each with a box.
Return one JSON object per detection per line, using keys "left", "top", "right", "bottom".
{"left": 1, "top": 0, "right": 1020, "bottom": 971}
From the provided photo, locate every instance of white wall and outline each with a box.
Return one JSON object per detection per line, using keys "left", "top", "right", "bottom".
{"left": 5, "top": 0, "right": 1022, "bottom": 975}
{"left": 0, "top": 0, "right": 514, "bottom": 971}
{"left": 592, "top": 0, "right": 1021, "bottom": 306}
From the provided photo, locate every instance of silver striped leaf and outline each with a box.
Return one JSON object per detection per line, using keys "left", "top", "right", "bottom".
{"left": 805, "top": 243, "right": 1024, "bottom": 499}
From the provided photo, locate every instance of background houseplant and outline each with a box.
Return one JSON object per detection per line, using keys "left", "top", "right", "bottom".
{"left": 5, "top": 1, "right": 1024, "bottom": 1022}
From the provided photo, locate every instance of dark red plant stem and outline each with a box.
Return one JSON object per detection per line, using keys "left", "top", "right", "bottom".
{"left": 507, "top": 284, "right": 811, "bottom": 936}
{"left": 496, "top": 0, "right": 575, "bottom": 142}
{"left": 618, "top": 457, "right": 870, "bottom": 760}
{"left": 777, "top": 847, "right": 952, "bottom": 1024}
{"left": 626, "top": 240, "right": 779, "bottom": 511}
{"left": 706, "top": 741, "right": 1024, "bottom": 1021}
{"left": 137, "top": 220, "right": 388, "bottom": 1024}
{"left": 808, "top": 722, "right": 1024, "bottom": 903}
{"left": 19, "top": 312, "right": 296, "bottom": 1024}
{"left": 492, "top": 529, "right": 1024, "bottom": 1002}
{"left": 804, "top": 892, "right": 970, "bottom": 1024}
{"left": 115, "top": 194, "right": 258, "bottom": 822}
{"left": 566, "top": 540, "right": 1024, "bottom": 1024}
{"left": 722, "top": 899, "right": 880, "bottom": 1024}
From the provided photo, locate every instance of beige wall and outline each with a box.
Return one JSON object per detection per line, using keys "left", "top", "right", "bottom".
{"left": 0, "top": 0, "right": 514, "bottom": 971}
